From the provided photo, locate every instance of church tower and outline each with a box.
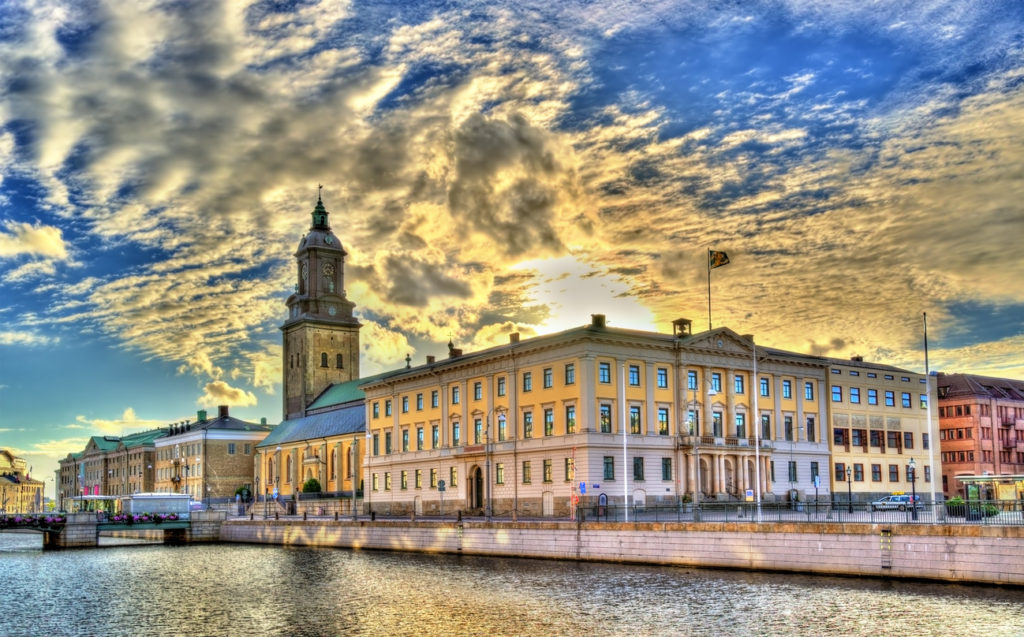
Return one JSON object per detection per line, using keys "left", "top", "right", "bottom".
{"left": 281, "top": 191, "right": 361, "bottom": 419}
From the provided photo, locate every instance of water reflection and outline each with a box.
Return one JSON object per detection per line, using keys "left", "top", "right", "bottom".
{"left": 1, "top": 535, "right": 1022, "bottom": 636}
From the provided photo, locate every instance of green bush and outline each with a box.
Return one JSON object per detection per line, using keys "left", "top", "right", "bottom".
{"left": 982, "top": 504, "right": 1000, "bottom": 517}
{"left": 302, "top": 478, "right": 322, "bottom": 493}
{"left": 945, "top": 496, "right": 965, "bottom": 517}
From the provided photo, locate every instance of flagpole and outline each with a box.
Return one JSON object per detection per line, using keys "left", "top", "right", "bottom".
{"left": 753, "top": 339, "right": 762, "bottom": 523}
{"left": 707, "top": 249, "right": 712, "bottom": 331}
{"left": 924, "top": 312, "right": 938, "bottom": 516}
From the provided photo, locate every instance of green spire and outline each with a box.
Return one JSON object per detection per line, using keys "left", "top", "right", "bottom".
{"left": 312, "top": 184, "right": 329, "bottom": 229}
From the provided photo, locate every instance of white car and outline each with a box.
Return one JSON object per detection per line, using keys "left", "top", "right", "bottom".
{"left": 870, "top": 495, "right": 920, "bottom": 511}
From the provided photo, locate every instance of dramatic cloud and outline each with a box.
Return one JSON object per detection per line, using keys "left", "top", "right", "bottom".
{"left": 72, "top": 407, "right": 165, "bottom": 436}
{"left": 200, "top": 380, "right": 258, "bottom": 408}
{"left": 0, "top": 330, "right": 60, "bottom": 347}
{"left": 0, "top": 222, "right": 68, "bottom": 259}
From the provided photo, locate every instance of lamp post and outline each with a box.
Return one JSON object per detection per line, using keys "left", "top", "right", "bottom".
{"left": 196, "top": 457, "right": 202, "bottom": 509}
{"left": 908, "top": 458, "right": 918, "bottom": 521}
{"left": 847, "top": 467, "right": 853, "bottom": 515}
{"left": 183, "top": 464, "right": 190, "bottom": 500}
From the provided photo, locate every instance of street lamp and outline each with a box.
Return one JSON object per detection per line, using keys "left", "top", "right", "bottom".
{"left": 183, "top": 464, "right": 190, "bottom": 499}
{"left": 847, "top": 467, "right": 853, "bottom": 514}
{"left": 908, "top": 458, "right": 918, "bottom": 521}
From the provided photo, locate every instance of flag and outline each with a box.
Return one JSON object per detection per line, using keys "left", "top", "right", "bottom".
{"left": 709, "top": 250, "right": 730, "bottom": 269}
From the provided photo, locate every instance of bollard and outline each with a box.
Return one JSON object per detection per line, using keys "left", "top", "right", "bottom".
{"left": 371, "top": 511, "right": 376, "bottom": 521}
{"left": 303, "top": 511, "right": 307, "bottom": 521}
{"left": 249, "top": 512, "right": 253, "bottom": 521}
{"left": 334, "top": 511, "right": 338, "bottom": 521}
{"left": 275, "top": 511, "right": 279, "bottom": 520}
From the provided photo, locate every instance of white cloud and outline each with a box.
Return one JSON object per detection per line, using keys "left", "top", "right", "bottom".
{"left": 199, "top": 380, "right": 258, "bottom": 407}
{"left": 0, "top": 221, "right": 69, "bottom": 259}
{"left": 0, "top": 330, "right": 60, "bottom": 347}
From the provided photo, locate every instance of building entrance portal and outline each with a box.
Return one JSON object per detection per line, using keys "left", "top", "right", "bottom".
{"left": 470, "top": 466, "right": 483, "bottom": 510}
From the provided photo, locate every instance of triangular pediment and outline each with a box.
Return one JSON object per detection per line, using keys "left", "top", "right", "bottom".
{"left": 678, "top": 328, "right": 754, "bottom": 357}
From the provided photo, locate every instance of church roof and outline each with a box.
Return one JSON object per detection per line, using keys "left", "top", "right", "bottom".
{"left": 306, "top": 369, "right": 405, "bottom": 412}
{"left": 258, "top": 402, "right": 365, "bottom": 448}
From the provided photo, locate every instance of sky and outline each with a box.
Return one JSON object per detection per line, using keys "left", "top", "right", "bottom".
{"left": 1, "top": 0, "right": 1023, "bottom": 494}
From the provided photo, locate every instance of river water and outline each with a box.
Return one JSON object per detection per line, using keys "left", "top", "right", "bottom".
{"left": 1, "top": 533, "right": 1023, "bottom": 637}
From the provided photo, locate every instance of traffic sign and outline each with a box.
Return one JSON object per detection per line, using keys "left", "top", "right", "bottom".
{"left": 579, "top": 482, "right": 586, "bottom": 494}
{"left": 438, "top": 479, "right": 446, "bottom": 492}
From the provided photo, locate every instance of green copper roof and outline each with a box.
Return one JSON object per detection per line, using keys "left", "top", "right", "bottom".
{"left": 121, "top": 428, "right": 167, "bottom": 447}
{"left": 306, "top": 369, "right": 405, "bottom": 411}
{"left": 91, "top": 436, "right": 121, "bottom": 452}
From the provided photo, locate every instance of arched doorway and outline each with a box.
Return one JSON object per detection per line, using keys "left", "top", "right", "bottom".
{"left": 470, "top": 466, "right": 483, "bottom": 510}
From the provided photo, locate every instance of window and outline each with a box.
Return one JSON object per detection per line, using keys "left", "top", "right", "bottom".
{"left": 630, "top": 406, "right": 642, "bottom": 434}
{"left": 416, "top": 427, "right": 424, "bottom": 450}
{"left": 523, "top": 372, "right": 533, "bottom": 392}
{"left": 629, "top": 365, "right": 641, "bottom": 386}
{"left": 603, "top": 457, "right": 615, "bottom": 480}
{"left": 788, "top": 461, "right": 797, "bottom": 482}
{"left": 565, "top": 364, "right": 575, "bottom": 385}
{"left": 734, "top": 374, "right": 745, "bottom": 394}
{"left": 599, "top": 362, "right": 611, "bottom": 383}
{"left": 385, "top": 432, "right": 392, "bottom": 454}
{"left": 566, "top": 406, "right": 576, "bottom": 434}
{"left": 782, "top": 380, "right": 792, "bottom": 399}
{"left": 384, "top": 473, "right": 391, "bottom": 491}
{"left": 867, "top": 389, "right": 878, "bottom": 405}
{"left": 885, "top": 391, "right": 895, "bottom": 407}
{"left": 385, "top": 400, "right": 392, "bottom": 416}
{"left": 227, "top": 443, "right": 236, "bottom": 455}
{"left": 711, "top": 373, "right": 722, "bottom": 393}
{"left": 760, "top": 378, "right": 770, "bottom": 397}
{"left": 885, "top": 374, "right": 894, "bottom": 381}
{"left": 871, "top": 464, "right": 882, "bottom": 481}
{"left": 735, "top": 413, "right": 746, "bottom": 438}
{"left": 373, "top": 474, "right": 379, "bottom": 491}
{"left": 565, "top": 458, "right": 574, "bottom": 482}
{"left": 920, "top": 394, "right": 928, "bottom": 409}
{"left": 870, "top": 430, "right": 882, "bottom": 447}
{"left": 784, "top": 416, "right": 794, "bottom": 441}
{"left": 543, "top": 368, "right": 553, "bottom": 389}
{"left": 452, "top": 422, "right": 461, "bottom": 446}
{"left": 543, "top": 459, "right": 553, "bottom": 483}
{"left": 688, "top": 370, "right": 698, "bottom": 390}
{"left": 657, "top": 368, "right": 668, "bottom": 389}
{"left": 450, "top": 467, "right": 458, "bottom": 488}
{"left": 901, "top": 392, "right": 912, "bottom": 408}
{"left": 923, "top": 433, "right": 930, "bottom": 450}
{"left": 497, "top": 377, "right": 506, "bottom": 397}
{"left": 432, "top": 425, "right": 439, "bottom": 448}
{"left": 850, "top": 387, "right": 860, "bottom": 404}
{"left": 336, "top": 354, "right": 343, "bottom": 369}
{"left": 633, "top": 457, "right": 644, "bottom": 480}
{"left": 416, "top": 393, "right": 423, "bottom": 410}
{"left": 544, "top": 409, "right": 554, "bottom": 436}
{"left": 431, "top": 390, "right": 439, "bottom": 408}
{"left": 415, "top": 470, "right": 422, "bottom": 489}
{"left": 712, "top": 412, "right": 723, "bottom": 437}
{"left": 473, "top": 382, "right": 482, "bottom": 401}
{"left": 523, "top": 412, "right": 533, "bottom": 438}
{"left": 430, "top": 468, "right": 437, "bottom": 488}
{"left": 474, "top": 419, "right": 483, "bottom": 444}
{"left": 853, "top": 464, "right": 864, "bottom": 481}
{"left": 658, "top": 408, "right": 669, "bottom": 436}
{"left": 321, "top": 352, "right": 328, "bottom": 367}
{"left": 761, "top": 414, "right": 771, "bottom": 440}
{"left": 834, "top": 428, "right": 848, "bottom": 446}
{"left": 522, "top": 461, "right": 531, "bottom": 484}
{"left": 903, "top": 432, "right": 913, "bottom": 449}
{"left": 497, "top": 417, "right": 506, "bottom": 441}
{"left": 810, "top": 462, "right": 819, "bottom": 484}
{"left": 402, "top": 430, "right": 409, "bottom": 452}
{"left": 834, "top": 462, "right": 846, "bottom": 481}
{"left": 244, "top": 443, "right": 251, "bottom": 455}
{"left": 831, "top": 385, "right": 842, "bottom": 402}
{"left": 806, "top": 416, "right": 816, "bottom": 442}
{"left": 805, "top": 382, "right": 814, "bottom": 401}
{"left": 924, "top": 466, "right": 931, "bottom": 483}
{"left": 889, "top": 464, "right": 899, "bottom": 482}
{"left": 452, "top": 387, "right": 460, "bottom": 405}
{"left": 495, "top": 463, "right": 504, "bottom": 485}
{"left": 402, "top": 396, "right": 409, "bottom": 413}
{"left": 600, "top": 405, "right": 612, "bottom": 433}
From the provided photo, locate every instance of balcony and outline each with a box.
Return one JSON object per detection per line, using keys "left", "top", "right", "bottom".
{"left": 1003, "top": 439, "right": 1018, "bottom": 449}
{"left": 680, "top": 435, "right": 773, "bottom": 450}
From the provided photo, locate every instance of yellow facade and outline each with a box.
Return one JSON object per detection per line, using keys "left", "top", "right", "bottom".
{"left": 826, "top": 361, "right": 938, "bottom": 500}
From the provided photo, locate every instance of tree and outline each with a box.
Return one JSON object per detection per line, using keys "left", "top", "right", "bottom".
{"left": 302, "top": 478, "right": 322, "bottom": 493}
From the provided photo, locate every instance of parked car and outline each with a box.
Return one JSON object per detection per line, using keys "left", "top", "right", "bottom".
{"left": 870, "top": 494, "right": 920, "bottom": 511}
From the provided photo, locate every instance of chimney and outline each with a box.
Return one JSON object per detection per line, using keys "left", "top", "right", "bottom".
{"left": 449, "top": 348, "right": 463, "bottom": 358}
{"left": 197, "top": 410, "right": 207, "bottom": 422}
{"left": 742, "top": 334, "right": 753, "bottom": 341}
{"left": 218, "top": 405, "right": 229, "bottom": 419}
{"left": 426, "top": 355, "right": 435, "bottom": 364}
{"left": 591, "top": 314, "right": 606, "bottom": 328}
{"left": 260, "top": 417, "right": 267, "bottom": 425}
{"left": 509, "top": 333, "right": 520, "bottom": 344}
{"left": 850, "top": 355, "right": 863, "bottom": 362}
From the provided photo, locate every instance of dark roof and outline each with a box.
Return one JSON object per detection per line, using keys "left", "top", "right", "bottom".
{"left": 258, "top": 402, "right": 364, "bottom": 448}
{"left": 937, "top": 373, "right": 1024, "bottom": 401}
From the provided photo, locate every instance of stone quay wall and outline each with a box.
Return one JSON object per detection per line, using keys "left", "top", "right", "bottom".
{"left": 220, "top": 519, "right": 1024, "bottom": 586}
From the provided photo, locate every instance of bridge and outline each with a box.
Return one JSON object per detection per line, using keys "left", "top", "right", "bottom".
{"left": 0, "top": 511, "right": 225, "bottom": 548}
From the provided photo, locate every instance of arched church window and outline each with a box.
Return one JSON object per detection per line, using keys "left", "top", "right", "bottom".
{"left": 321, "top": 352, "right": 328, "bottom": 367}
{"left": 336, "top": 354, "right": 343, "bottom": 369}
{"left": 268, "top": 459, "right": 274, "bottom": 485}
{"left": 286, "top": 456, "right": 292, "bottom": 484}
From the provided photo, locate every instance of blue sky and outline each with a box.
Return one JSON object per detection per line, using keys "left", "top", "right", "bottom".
{"left": 1, "top": 1, "right": 1022, "bottom": 491}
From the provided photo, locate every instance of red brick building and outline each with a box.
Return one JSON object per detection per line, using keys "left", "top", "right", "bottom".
{"left": 936, "top": 372, "right": 1024, "bottom": 497}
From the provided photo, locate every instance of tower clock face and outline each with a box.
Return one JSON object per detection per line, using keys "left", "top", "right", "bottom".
{"left": 301, "top": 262, "right": 308, "bottom": 281}
{"left": 323, "top": 262, "right": 335, "bottom": 278}
{"left": 327, "top": 304, "right": 337, "bottom": 316}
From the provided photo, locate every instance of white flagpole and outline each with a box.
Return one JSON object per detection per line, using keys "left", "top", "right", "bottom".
{"left": 753, "top": 339, "right": 762, "bottom": 523}
{"left": 924, "top": 312, "right": 938, "bottom": 515}
{"left": 621, "top": 362, "right": 629, "bottom": 522}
